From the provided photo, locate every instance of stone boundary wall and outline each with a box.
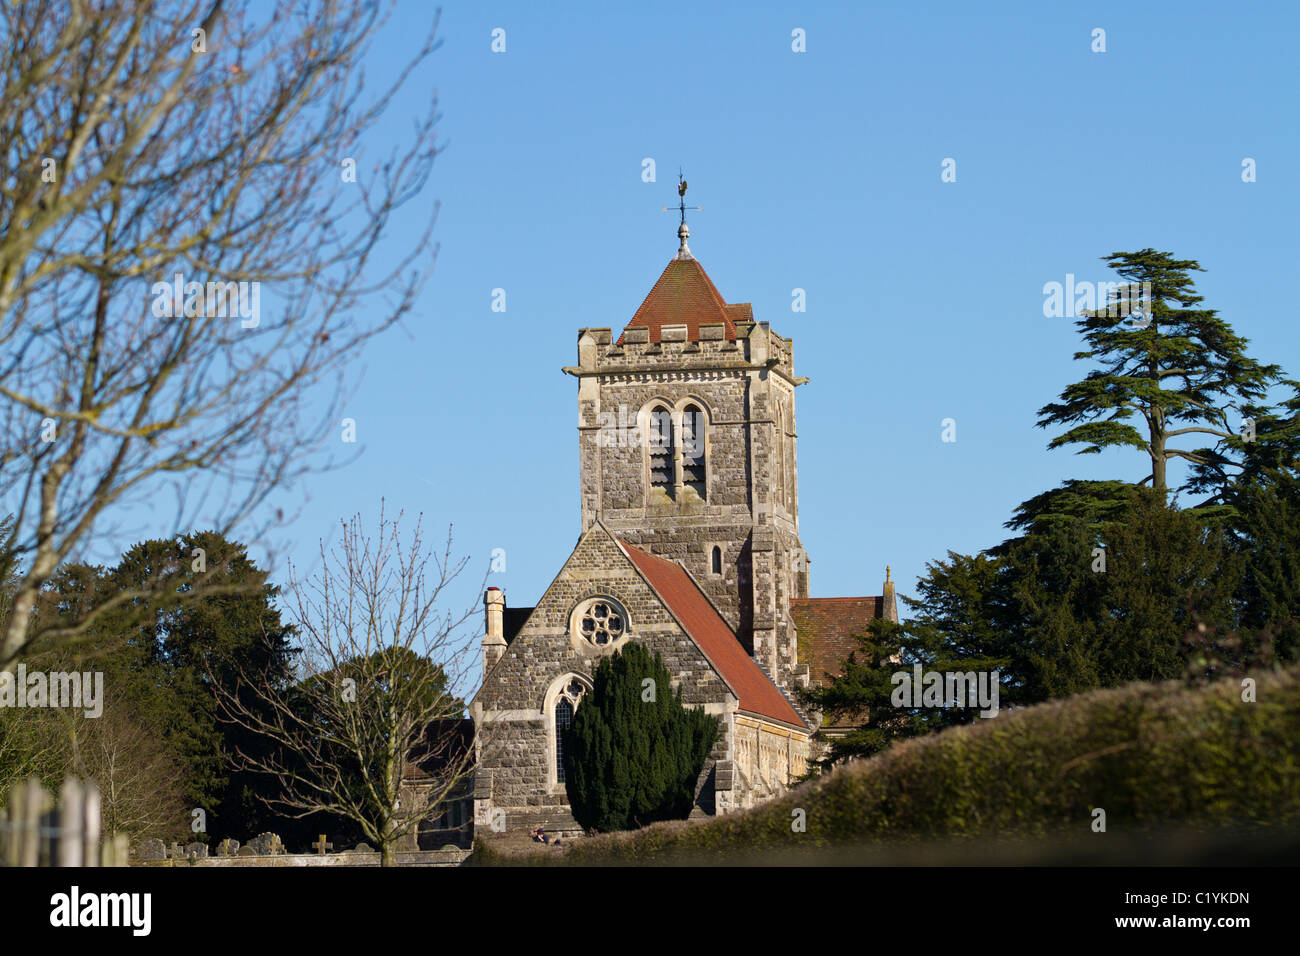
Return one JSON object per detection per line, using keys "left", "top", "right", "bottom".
{"left": 133, "top": 848, "right": 468, "bottom": 867}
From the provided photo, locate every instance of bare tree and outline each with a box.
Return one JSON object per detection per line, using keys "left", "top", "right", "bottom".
{"left": 214, "top": 506, "right": 483, "bottom": 866}
{"left": 0, "top": 0, "right": 442, "bottom": 669}
{"left": 0, "top": 693, "right": 188, "bottom": 841}
{"left": 0, "top": 704, "right": 69, "bottom": 794}
{"left": 69, "top": 705, "right": 191, "bottom": 841}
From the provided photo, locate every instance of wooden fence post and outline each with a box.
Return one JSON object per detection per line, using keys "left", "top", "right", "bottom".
{"left": 17, "top": 777, "right": 52, "bottom": 867}
{"left": 2, "top": 784, "right": 16, "bottom": 866}
{"left": 83, "top": 780, "right": 102, "bottom": 867}
{"left": 103, "top": 833, "right": 130, "bottom": 867}
{"left": 2, "top": 776, "right": 110, "bottom": 867}
{"left": 57, "top": 778, "right": 84, "bottom": 866}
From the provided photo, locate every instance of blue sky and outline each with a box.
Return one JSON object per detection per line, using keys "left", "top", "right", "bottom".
{"left": 108, "top": 2, "right": 1300, "bottom": 657}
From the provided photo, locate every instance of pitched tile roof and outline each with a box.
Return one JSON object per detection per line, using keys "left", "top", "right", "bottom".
{"left": 790, "top": 597, "right": 885, "bottom": 689}
{"left": 618, "top": 539, "right": 806, "bottom": 729}
{"left": 620, "top": 257, "right": 746, "bottom": 343}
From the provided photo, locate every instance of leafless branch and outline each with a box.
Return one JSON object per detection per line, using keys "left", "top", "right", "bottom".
{"left": 0, "top": 0, "right": 443, "bottom": 669}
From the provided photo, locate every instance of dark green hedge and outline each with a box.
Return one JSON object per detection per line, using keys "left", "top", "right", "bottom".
{"left": 478, "top": 665, "right": 1300, "bottom": 864}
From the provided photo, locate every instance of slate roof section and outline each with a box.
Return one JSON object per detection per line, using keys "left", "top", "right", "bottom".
{"left": 619, "top": 257, "right": 746, "bottom": 343}
{"left": 789, "top": 597, "right": 885, "bottom": 689}
{"left": 618, "top": 539, "right": 807, "bottom": 730}
{"left": 503, "top": 606, "right": 533, "bottom": 645}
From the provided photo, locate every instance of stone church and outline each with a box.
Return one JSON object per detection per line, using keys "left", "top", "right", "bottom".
{"left": 464, "top": 211, "right": 897, "bottom": 836}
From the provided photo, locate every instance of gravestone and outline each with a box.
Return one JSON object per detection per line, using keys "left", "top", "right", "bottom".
{"left": 248, "top": 832, "right": 285, "bottom": 856}
{"left": 139, "top": 838, "right": 166, "bottom": 861}
{"left": 168, "top": 842, "right": 185, "bottom": 860}
{"left": 348, "top": 842, "right": 373, "bottom": 854}
{"left": 237, "top": 845, "right": 257, "bottom": 857}
{"left": 216, "top": 838, "right": 240, "bottom": 857}
{"left": 185, "top": 841, "right": 208, "bottom": 859}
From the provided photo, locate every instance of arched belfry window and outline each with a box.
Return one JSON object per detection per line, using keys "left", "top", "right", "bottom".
{"left": 644, "top": 400, "right": 708, "bottom": 504}
{"left": 681, "top": 404, "right": 707, "bottom": 498}
{"left": 647, "top": 405, "right": 675, "bottom": 499}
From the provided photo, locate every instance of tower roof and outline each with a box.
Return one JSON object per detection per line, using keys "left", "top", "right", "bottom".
{"left": 619, "top": 257, "right": 752, "bottom": 344}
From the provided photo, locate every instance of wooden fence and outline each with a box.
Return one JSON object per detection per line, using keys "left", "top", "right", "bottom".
{"left": 0, "top": 777, "right": 129, "bottom": 867}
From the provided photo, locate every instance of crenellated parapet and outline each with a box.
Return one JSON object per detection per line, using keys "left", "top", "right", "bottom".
{"left": 566, "top": 320, "right": 803, "bottom": 389}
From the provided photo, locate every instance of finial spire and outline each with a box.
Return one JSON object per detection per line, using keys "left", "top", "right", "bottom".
{"left": 675, "top": 172, "right": 691, "bottom": 259}
{"left": 886, "top": 565, "right": 891, "bottom": 582}
{"left": 663, "top": 170, "right": 700, "bottom": 260}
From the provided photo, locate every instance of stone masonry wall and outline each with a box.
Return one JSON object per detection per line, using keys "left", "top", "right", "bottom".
{"left": 571, "top": 320, "right": 810, "bottom": 691}
{"left": 731, "top": 714, "right": 809, "bottom": 811}
{"left": 473, "top": 524, "right": 739, "bottom": 826}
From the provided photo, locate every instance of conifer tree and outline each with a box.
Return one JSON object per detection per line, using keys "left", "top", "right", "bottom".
{"left": 805, "top": 492, "right": 1246, "bottom": 767}
{"left": 105, "top": 531, "right": 298, "bottom": 835}
{"left": 564, "top": 642, "right": 718, "bottom": 833}
{"left": 800, "top": 552, "right": 1011, "bottom": 768}
{"left": 1037, "top": 249, "right": 1280, "bottom": 506}
{"left": 1231, "top": 470, "right": 1300, "bottom": 662}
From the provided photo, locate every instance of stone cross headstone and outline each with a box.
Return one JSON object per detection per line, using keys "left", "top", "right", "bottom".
{"left": 313, "top": 834, "right": 334, "bottom": 855}
{"left": 249, "top": 832, "right": 285, "bottom": 856}
{"left": 216, "top": 838, "right": 240, "bottom": 857}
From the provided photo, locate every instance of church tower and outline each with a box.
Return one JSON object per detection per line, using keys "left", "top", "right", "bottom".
{"left": 563, "top": 189, "right": 811, "bottom": 691}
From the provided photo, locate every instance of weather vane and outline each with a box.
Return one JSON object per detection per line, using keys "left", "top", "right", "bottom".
{"left": 663, "top": 169, "right": 701, "bottom": 225}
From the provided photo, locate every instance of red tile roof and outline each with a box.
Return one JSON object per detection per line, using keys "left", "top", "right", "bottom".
{"left": 619, "top": 540, "right": 806, "bottom": 729}
{"left": 620, "top": 257, "right": 745, "bottom": 343}
{"left": 724, "top": 303, "right": 752, "bottom": 324}
{"left": 789, "top": 597, "right": 885, "bottom": 689}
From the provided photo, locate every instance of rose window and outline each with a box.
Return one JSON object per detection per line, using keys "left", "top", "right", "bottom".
{"left": 577, "top": 599, "right": 626, "bottom": 646}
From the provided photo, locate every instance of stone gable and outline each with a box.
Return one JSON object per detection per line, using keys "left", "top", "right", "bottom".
{"left": 472, "top": 523, "right": 740, "bottom": 822}
{"left": 475, "top": 522, "right": 735, "bottom": 713}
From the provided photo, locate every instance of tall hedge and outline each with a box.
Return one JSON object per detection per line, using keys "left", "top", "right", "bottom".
{"left": 564, "top": 642, "right": 719, "bottom": 833}
{"left": 550, "top": 664, "right": 1300, "bottom": 862}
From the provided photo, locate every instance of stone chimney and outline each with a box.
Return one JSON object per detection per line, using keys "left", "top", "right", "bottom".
{"left": 883, "top": 566, "right": 898, "bottom": 623}
{"left": 482, "top": 587, "right": 507, "bottom": 675}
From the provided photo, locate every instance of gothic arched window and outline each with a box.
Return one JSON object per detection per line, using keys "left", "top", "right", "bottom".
{"left": 553, "top": 678, "right": 587, "bottom": 785}
{"left": 555, "top": 697, "right": 574, "bottom": 784}
{"left": 681, "top": 404, "right": 706, "bottom": 498}
{"left": 647, "top": 405, "right": 675, "bottom": 499}
{"left": 711, "top": 546, "right": 722, "bottom": 575}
